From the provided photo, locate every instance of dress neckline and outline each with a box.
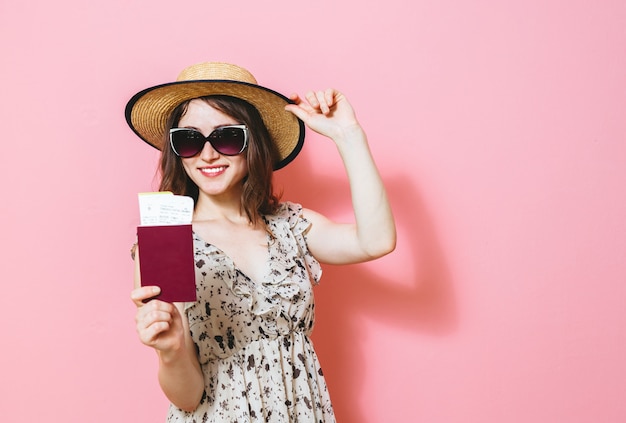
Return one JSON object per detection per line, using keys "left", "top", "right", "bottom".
{"left": 192, "top": 230, "right": 271, "bottom": 286}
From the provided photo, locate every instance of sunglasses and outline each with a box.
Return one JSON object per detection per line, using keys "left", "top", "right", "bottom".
{"left": 169, "top": 125, "right": 248, "bottom": 158}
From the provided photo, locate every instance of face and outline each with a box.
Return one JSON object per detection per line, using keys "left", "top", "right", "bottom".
{"left": 176, "top": 99, "right": 248, "bottom": 201}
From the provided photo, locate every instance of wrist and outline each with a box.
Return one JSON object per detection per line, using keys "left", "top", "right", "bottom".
{"left": 333, "top": 123, "right": 365, "bottom": 145}
{"left": 156, "top": 342, "right": 187, "bottom": 366}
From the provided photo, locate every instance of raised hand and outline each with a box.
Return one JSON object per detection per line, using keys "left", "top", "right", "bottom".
{"left": 285, "top": 89, "right": 361, "bottom": 142}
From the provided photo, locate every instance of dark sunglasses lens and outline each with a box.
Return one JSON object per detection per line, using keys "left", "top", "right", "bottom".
{"left": 172, "top": 130, "right": 204, "bottom": 157}
{"left": 209, "top": 127, "right": 246, "bottom": 155}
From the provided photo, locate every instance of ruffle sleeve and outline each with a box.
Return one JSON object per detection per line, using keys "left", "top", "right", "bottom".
{"left": 276, "top": 202, "right": 322, "bottom": 285}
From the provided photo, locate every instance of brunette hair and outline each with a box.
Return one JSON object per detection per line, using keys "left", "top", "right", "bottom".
{"left": 159, "top": 95, "right": 281, "bottom": 225}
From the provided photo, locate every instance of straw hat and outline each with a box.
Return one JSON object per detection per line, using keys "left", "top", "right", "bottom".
{"left": 125, "top": 62, "right": 304, "bottom": 170}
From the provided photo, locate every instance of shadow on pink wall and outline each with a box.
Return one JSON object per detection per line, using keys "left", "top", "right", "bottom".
{"left": 275, "top": 156, "right": 458, "bottom": 422}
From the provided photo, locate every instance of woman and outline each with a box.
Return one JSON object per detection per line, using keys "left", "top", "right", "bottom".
{"left": 126, "top": 62, "right": 396, "bottom": 422}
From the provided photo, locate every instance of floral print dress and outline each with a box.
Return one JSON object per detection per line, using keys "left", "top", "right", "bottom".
{"left": 166, "top": 202, "right": 336, "bottom": 423}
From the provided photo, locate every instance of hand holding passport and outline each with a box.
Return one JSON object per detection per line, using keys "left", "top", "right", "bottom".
{"left": 136, "top": 192, "right": 197, "bottom": 303}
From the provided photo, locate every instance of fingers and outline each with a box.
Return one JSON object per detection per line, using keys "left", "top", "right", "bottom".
{"left": 305, "top": 89, "right": 337, "bottom": 115}
{"left": 130, "top": 286, "right": 161, "bottom": 307}
{"left": 285, "top": 88, "right": 358, "bottom": 139}
{"left": 286, "top": 89, "right": 339, "bottom": 116}
{"left": 134, "top": 298, "right": 177, "bottom": 348}
{"left": 284, "top": 102, "right": 308, "bottom": 122}
{"left": 131, "top": 286, "right": 179, "bottom": 348}
{"left": 287, "top": 92, "right": 302, "bottom": 104}
{"left": 323, "top": 88, "right": 335, "bottom": 112}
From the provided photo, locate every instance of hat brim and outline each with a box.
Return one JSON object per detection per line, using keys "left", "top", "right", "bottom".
{"left": 125, "top": 79, "right": 304, "bottom": 170}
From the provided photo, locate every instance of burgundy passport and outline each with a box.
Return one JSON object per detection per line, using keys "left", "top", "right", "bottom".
{"left": 136, "top": 224, "right": 197, "bottom": 303}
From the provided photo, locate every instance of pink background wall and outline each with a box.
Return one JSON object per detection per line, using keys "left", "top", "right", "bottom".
{"left": 1, "top": 0, "right": 625, "bottom": 421}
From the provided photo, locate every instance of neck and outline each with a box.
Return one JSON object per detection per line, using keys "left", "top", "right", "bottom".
{"left": 194, "top": 191, "right": 248, "bottom": 223}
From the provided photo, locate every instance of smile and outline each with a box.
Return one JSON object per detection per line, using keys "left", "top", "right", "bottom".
{"left": 200, "top": 166, "right": 227, "bottom": 175}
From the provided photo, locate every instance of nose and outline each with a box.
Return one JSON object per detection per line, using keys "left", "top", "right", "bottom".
{"left": 198, "top": 140, "right": 220, "bottom": 161}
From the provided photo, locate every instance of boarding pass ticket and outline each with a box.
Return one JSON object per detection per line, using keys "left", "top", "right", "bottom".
{"left": 138, "top": 192, "right": 194, "bottom": 226}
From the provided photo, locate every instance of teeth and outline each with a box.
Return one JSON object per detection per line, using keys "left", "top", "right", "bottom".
{"left": 201, "top": 166, "right": 226, "bottom": 174}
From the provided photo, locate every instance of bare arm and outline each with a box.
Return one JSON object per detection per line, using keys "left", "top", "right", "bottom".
{"left": 131, "top": 249, "right": 204, "bottom": 411}
{"left": 286, "top": 90, "right": 396, "bottom": 264}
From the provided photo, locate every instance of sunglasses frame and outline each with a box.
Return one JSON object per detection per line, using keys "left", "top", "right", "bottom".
{"left": 169, "top": 124, "right": 249, "bottom": 158}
